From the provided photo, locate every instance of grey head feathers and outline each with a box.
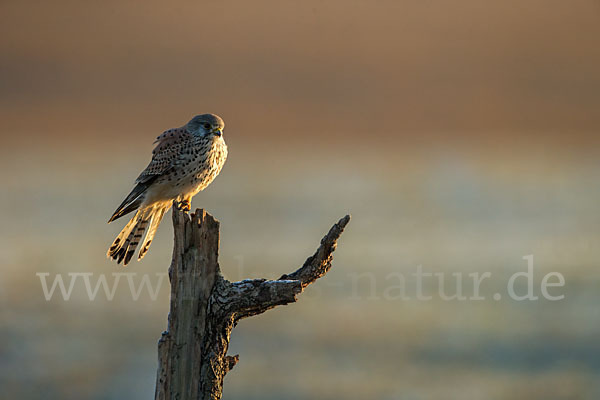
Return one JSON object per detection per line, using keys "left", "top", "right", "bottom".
{"left": 186, "top": 114, "right": 225, "bottom": 137}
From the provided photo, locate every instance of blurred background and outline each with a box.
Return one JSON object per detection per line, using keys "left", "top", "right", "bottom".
{"left": 1, "top": 0, "right": 599, "bottom": 399}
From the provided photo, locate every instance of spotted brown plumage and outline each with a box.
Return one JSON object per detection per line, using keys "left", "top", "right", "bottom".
{"left": 107, "top": 114, "right": 228, "bottom": 265}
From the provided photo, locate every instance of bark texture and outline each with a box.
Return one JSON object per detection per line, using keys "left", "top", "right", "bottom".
{"left": 155, "top": 207, "right": 350, "bottom": 400}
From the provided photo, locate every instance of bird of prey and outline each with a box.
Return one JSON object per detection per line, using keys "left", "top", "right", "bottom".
{"left": 107, "top": 114, "right": 228, "bottom": 265}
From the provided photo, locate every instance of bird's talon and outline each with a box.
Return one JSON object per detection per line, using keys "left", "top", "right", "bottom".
{"left": 178, "top": 200, "right": 191, "bottom": 212}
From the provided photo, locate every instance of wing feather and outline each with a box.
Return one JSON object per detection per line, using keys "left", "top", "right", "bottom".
{"left": 109, "top": 127, "right": 193, "bottom": 223}
{"left": 135, "top": 127, "right": 193, "bottom": 183}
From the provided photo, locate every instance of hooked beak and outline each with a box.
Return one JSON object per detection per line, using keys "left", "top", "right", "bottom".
{"left": 213, "top": 129, "right": 223, "bottom": 137}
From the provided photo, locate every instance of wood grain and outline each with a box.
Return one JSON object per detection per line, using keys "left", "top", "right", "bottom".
{"left": 155, "top": 204, "right": 350, "bottom": 400}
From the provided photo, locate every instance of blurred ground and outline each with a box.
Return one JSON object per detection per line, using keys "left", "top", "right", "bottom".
{"left": 1, "top": 142, "right": 599, "bottom": 399}
{"left": 1, "top": 1, "right": 600, "bottom": 399}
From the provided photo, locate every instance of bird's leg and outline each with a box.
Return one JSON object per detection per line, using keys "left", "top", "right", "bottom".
{"left": 176, "top": 196, "right": 192, "bottom": 212}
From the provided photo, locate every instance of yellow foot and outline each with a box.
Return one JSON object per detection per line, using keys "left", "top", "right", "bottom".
{"left": 176, "top": 200, "right": 191, "bottom": 212}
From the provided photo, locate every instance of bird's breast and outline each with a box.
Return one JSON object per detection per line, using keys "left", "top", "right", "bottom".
{"left": 181, "top": 139, "right": 227, "bottom": 195}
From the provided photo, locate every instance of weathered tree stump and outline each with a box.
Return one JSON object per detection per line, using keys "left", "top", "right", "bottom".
{"left": 154, "top": 206, "right": 350, "bottom": 400}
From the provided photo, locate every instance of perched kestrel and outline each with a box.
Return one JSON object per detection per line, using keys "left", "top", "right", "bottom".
{"left": 107, "top": 114, "right": 228, "bottom": 265}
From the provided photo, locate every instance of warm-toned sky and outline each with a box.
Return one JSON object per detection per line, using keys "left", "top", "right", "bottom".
{"left": 1, "top": 0, "right": 599, "bottom": 149}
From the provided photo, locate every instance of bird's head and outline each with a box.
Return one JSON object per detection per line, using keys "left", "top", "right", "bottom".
{"left": 186, "top": 114, "right": 225, "bottom": 138}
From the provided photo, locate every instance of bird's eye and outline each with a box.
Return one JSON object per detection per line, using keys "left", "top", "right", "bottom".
{"left": 203, "top": 123, "right": 211, "bottom": 130}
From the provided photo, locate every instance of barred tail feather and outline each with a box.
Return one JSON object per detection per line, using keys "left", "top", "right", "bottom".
{"left": 107, "top": 210, "right": 140, "bottom": 258}
{"left": 107, "top": 208, "right": 153, "bottom": 265}
{"left": 138, "top": 205, "right": 168, "bottom": 260}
